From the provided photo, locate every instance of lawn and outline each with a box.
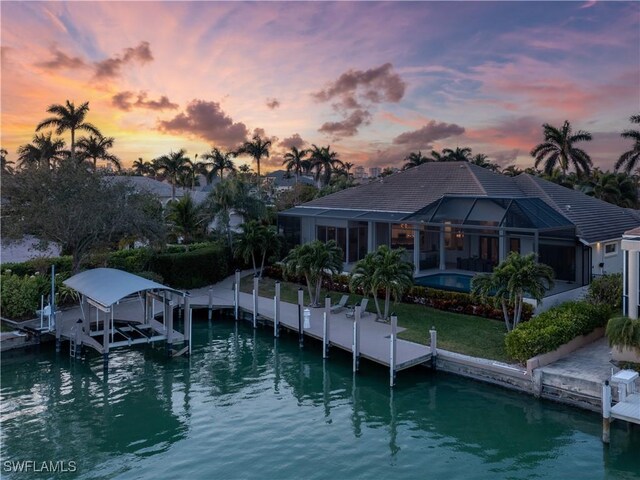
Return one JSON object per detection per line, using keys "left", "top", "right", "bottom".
{"left": 240, "top": 276, "right": 510, "bottom": 362}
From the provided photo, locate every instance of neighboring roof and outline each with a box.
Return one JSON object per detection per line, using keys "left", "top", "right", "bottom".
{"left": 107, "top": 176, "right": 210, "bottom": 204}
{"left": 289, "top": 162, "right": 640, "bottom": 243}
{"left": 514, "top": 175, "right": 640, "bottom": 243}
{"left": 625, "top": 226, "right": 640, "bottom": 237}
{"left": 267, "top": 170, "right": 315, "bottom": 187}
{"left": 64, "top": 268, "right": 183, "bottom": 308}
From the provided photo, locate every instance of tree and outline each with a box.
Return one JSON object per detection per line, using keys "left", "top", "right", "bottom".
{"left": 237, "top": 134, "right": 271, "bottom": 193}
{"left": 2, "top": 161, "right": 164, "bottom": 272}
{"left": 233, "top": 221, "right": 279, "bottom": 277}
{"left": 502, "top": 165, "right": 523, "bottom": 177}
{"left": 166, "top": 194, "right": 208, "bottom": 246}
{"left": 402, "top": 151, "right": 430, "bottom": 170}
{"left": 471, "top": 252, "right": 555, "bottom": 332}
{"left": 1, "top": 148, "right": 14, "bottom": 175}
{"left": 201, "top": 147, "right": 237, "bottom": 182}
{"left": 76, "top": 134, "right": 120, "bottom": 171}
{"left": 309, "top": 144, "right": 343, "bottom": 187}
{"left": 470, "top": 153, "right": 500, "bottom": 172}
{"left": 615, "top": 114, "right": 640, "bottom": 174}
{"left": 428, "top": 150, "right": 447, "bottom": 162}
{"left": 351, "top": 245, "right": 413, "bottom": 322}
{"left": 343, "top": 162, "right": 354, "bottom": 178}
{"left": 16, "top": 132, "right": 66, "bottom": 169}
{"left": 530, "top": 120, "right": 593, "bottom": 176}
{"left": 443, "top": 147, "right": 473, "bottom": 162}
{"left": 582, "top": 170, "right": 638, "bottom": 208}
{"left": 153, "top": 149, "right": 192, "bottom": 200}
{"left": 283, "top": 240, "right": 343, "bottom": 306}
{"left": 35, "top": 100, "right": 101, "bottom": 162}
{"left": 282, "top": 146, "right": 309, "bottom": 184}
{"left": 132, "top": 157, "right": 154, "bottom": 176}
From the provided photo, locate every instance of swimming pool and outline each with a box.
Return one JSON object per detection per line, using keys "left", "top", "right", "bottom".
{"left": 414, "top": 273, "right": 475, "bottom": 292}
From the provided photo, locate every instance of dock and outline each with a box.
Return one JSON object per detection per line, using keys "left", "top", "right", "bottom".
{"left": 602, "top": 370, "right": 640, "bottom": 443}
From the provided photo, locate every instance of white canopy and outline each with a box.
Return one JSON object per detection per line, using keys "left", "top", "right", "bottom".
{"left": 64, "top": 268, "right": 183, "bottom": 308}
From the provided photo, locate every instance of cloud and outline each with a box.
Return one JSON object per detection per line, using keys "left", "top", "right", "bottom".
{"left": 266, "top": 98, "right": 280, "bottom": 109}
{"left": 313, "top": 63, "right": 406, "bottom": 107}
{"left": 93, "top": 41, "right": 153, "bottom": 80}
{"left": 36, "top": 46, "right": 86, "bottom": 70}
{"left": 319, "top": 109, "right": 372, "bottom": 138}
{"left": 392, "top": 120, "right": 465, "bottom": 147}
{"left": 158, "top": 99, "right": 249, "bottom": 148}
{"left": 112, "top": 91, "right": 179, "bottom": 111}
{"left": 279, "top": 133, "right": 306, "bottom": 149}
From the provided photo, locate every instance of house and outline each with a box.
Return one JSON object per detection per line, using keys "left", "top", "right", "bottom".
{"left": 622, "top": 227, "right": 640, "bottom": 319}
{"left": 265, "top": 170, "right": 315, "bottom": 192}
{"left": 278, "top": 162, "right": 640, "bottom": 299}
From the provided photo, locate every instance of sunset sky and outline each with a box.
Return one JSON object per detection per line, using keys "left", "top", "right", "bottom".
{"left": 1, "top": 1, "right": 639, "bottom": 171}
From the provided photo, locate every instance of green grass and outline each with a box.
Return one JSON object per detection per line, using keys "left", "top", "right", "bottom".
{"left": 241, "top": 276, "right": 510, "bottom": 362}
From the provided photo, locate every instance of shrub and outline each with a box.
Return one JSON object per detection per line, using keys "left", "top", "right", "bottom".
{"left": 149, "top": 245, "right": 232, "bottom": 288}
{"left": 0, "top": 273, "right": 50, "bottom": 319}
{"left": 505, "top": 301, "right": 612, "bottom": 362}
{"left": 1, "top": 256, "right": 73, "bottom": 276}
{"left": 606, "top": 316, "right": 640, "bottom": 353}
{"left": 586, "top": 273, "right": 623, "bottom": 311}
{"left": 106, "top": 248, "right": 153, "bottom": 274}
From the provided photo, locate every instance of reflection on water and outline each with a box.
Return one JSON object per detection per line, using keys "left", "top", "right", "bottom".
{"left": 1, "top": 313, "right": 639, "bottom": 480}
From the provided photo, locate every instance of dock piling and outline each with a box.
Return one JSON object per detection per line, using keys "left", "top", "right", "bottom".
{"left": 429, "top": 326, "right": 437, "bottom": 368}
{"left": 234, "top": 270, "right": 240, "bottom": 321}
{"left": 297, "top": 288, "right": 304, "bottom": 347}
{"left": 352, "top": 306, "right": 361, "bottom": 372}
{"left": 252, "top": 275, "right": 259, "bottom": 328}
{"left": 166, "top": 295, "right": 174, "bottom": 356}
{"left": 602, "top": 380, "right": 612, "bottom": 444}
{"left": 184, "top": 295, "right": 191, "bottom": 356}
{"left": 390, "top": 314, "right": 397, "bottom": 387}
{"left": 274, "top": 281, "right": 281, "bottom": 337}
{"left": 323, "top": 296, "right": 331, "bottom": 358}
{"left": 207, "top": 287, "right": 213, "bottom": 322}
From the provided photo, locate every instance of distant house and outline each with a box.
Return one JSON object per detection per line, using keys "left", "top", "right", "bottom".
{"left": 622, "top": 227, "right": 640, "bottom": 319}
{"left": 278, "top": 162, "right": 640, "bottom": 299}
{"left": 265, "top": 170, "right": 315, "bottom": 192}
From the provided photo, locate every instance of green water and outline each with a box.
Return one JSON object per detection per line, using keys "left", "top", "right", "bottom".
{"left": 1, "top": 315, "right": 639, "bottom": 480}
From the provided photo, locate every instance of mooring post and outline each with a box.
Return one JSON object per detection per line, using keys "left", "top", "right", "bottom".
{"left": 166, "top": 296, "right": 174, "bottom": 357}
{"left": 429, "top": 326, "right": 438, "bottom": 368}
{"left": 390, "top": 314, "right": 398, "bottom": 387}
{"left": 184, "top": 294, "right": 191, "bottom": 356}
{"left": 352, "top": 305, "right": 361, "bottom": 373}
{"left": 298, "top": 288, "right": 304, "bottom": 347}
{"left": 274, "top": 281, "right": 281, "bottom": 337}
{"left": 602, "top": 380, "right": 612, "bottom": 444}
{"left": 207, "top": 287, "right": 213, "bottom": 322}
{"left": 234, "top": 269, "right": 240, "bottom": 321}
{"left": 102, "top": 309, "right": 109, "bottom": 368}
{"left": 323, "top": 296, "right": 331, "bottom": 358}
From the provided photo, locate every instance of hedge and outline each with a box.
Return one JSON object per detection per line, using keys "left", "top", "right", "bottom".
{"left": 0, "top": 273, "right": 51, "bottom": 319}
{"left": 505, "top": 301, "right": 611, "bottom": 362}
{"left": 149, "top": 245, "right": 232, "bottom": 289}
{"left": 262, "top": 263, "right": 533, "bottom": 322}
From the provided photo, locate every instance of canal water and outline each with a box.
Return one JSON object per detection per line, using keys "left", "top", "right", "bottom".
{"left": 1, "top": 315, "right": 639, "bottom": 479}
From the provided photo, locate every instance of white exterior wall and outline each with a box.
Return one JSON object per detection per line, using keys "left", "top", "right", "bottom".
{"left": 591, "top": 240, "right": 623, "bottom": 276}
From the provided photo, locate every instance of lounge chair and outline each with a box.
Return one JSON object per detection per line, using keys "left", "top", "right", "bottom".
{"left": 330, "top": 295, "right": 349, "bottom": 313}
{"left": 346, "top": 298, "right": 369, "bottom": 318}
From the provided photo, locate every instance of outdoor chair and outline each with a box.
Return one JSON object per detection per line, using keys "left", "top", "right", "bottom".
{"left": 330, "top": 295, "right": 349, "bottom": 313}
{"left": 346, "top": 298, "right": 369, "bottom": 318}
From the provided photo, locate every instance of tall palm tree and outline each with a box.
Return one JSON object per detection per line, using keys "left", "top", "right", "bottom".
{"left": 1, "top": 148, "right": 14, "bottom": 175}
{"left": 502, "top": 165, "right": 523, "bottom": 177}
{"left": 166, "top": 194, "right": 208, "bottom": 246}
{"left": 237, "top": 134, "right": 271, "bottom": 193}
{"left": 530, "top": 120, "right": 592, "bottom": 176}
{"left": 472, "top": 252, "right": 555, "bottom": 332}
{"left": 76, "top": 134, "right": 120, "bottom": 171}
{"left": 309, "top": 144, "right": 343, "bottom": 187}
{"left": 201, "top": 147, "right": 237, "bottom": 182}
{"left": 402, "top": 151, "right": 430, "bottom": 170}
{"left": 443, "top": 147, "right": 473, "bottom": 162}
{"left": 208, "top": 179, "right": 236, "bottom": 245}
{"left": 615, "top": 114, "right": 640, "bottom": 174}
{"left": 343, "top": 162, "right": 354, "bottom": 178}
{"left": 283, "top": 240, "right": 343, "bottom": 306}
{"left": 428, "top": 149, "right": 447, "bottom": 162}
{"left": 282, "top": 146, "right": 309, "bottom": 184}
{"left": 470, "top": 153, "right": 500, "bottom": 172}
{"left": 583, "top": 170, "right": 638, "bottom": 208}
{"left": 16, "top": 132, "right": 66, "bottom": 169}
{"left": 153, "top": 149, "right": 192, "bottom": 200}
{"left": 132, "top": 157, "right": 154, "bottom": 176}
{"left": 35, "top": 100, "right": 101, "bottom": 162}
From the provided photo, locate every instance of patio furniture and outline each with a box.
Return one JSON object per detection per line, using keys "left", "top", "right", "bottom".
{"left": 346, "top": 298, "right": 369, "bottom": 318}
{"left": 330, "top": 295, "right": 349, "bottom": 313}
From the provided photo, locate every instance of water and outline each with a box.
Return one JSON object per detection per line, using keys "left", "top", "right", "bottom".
{"left": 414, "top": 273, "right": 474, "bottom": 292}
{"left": 1, "top": 315, "right": 639, "bottom": 480}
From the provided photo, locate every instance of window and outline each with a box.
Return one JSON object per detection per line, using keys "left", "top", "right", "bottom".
{"left": 317, "top": 225, "right": 347, "bottom": 261}
{"left": 604, "top": 242, "right": 617, "bottom": 257}
{"left": 348, "top": 222, "right": 368, "bottom": 263}
{"left": 444, "top": 222, "right": 464, "bottom": 251}
{"left": 509, "top": 238, "right": 521, "bottom": 254}
{"left": 391, "top": 224, "right": 414, "bottom": 249}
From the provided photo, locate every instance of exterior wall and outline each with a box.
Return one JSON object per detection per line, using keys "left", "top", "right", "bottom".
{"left": 591, "top": 240, "right": 623, "bottom": 276}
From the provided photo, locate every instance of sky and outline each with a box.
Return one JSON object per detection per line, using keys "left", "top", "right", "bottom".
{"left": 1, "top": 1, "right": 639, "bottom": 172}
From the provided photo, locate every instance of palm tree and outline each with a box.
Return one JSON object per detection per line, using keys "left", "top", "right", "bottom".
{"left": 153, "top": 149, "right": 192, "bottom": 200}
{"left": 471, "top": 252, "right": 555, "bottom": 332}
{"left": 583, "top": 170, "right": 638, "bottom": 208}
{"left": 502, "top": 165, "right": 523, "bottom": 177}
{"left": 442, "top": 147, "right": 473, "bottom": 162}
{"left": 615, "top": 114, "right": 640, "bottom": 174}
{"left": 208, "top": 179, "right": 236, "bottom": 245}
{"left": 35, "top": 100, "right": 101, "bottom": 162}
{"left": 16, "top": 132, "right": 66, "bottom": 169}
{"left": 343, "top": 162, "right": 354, "bottom": 178}
{"left": 132, "top": 157, "right": 154, "bottom": 176}
{"left": 283, "top": 240, "right": 343, "bottom": 306}
{"left": 402, "top": 151, "right": 430, "bottom": 170}
{"left": 234, "top": 221, "right": 264, "bottom": 275}
{"left": 166, "top": 194, "right": 208, "bottom": 246}
{"left": 349, "top": 252, "right": 382, "bottom": 321}
{"left": 470, "top": 153, "right": 500, "bottom": 172}
{"left": 530, "top": 120, "right": 593, "bottom": 176}
{"left": 282, "top": 146, "right": 309, "bottom": 183}
{"left": 76, "top": 134, "right": 120, "bottom": 171}
{"left": 428, "top": 150, "right": 447, "bottom": 162}
{"left": 237, "top": 134, "right": 271, "bottom": 193}
{"left": 309, "top": 144, "right": 343, "bottom": 187}
{"left": 201, "top": 147, "right": 237, "bottom": 182}
{"left": 1, "top": 148, "right": 14, "bottom": 175}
